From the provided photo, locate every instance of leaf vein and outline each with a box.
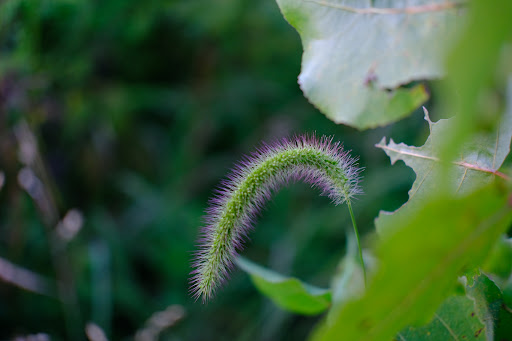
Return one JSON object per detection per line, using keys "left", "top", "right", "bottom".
{"left": 397, "top": 332, "right": 407, "bottom": 341}
{"left": 435, "top": 313, "right": 460, "bottom": 340}
{"left": 410, "top": 163, "right": 434, "bottom": 200}
{"left": 303, "top": 0, "right": 466, "bottom": 15}
{"left": 376, "top": 144, "right": 509, "bottom": 180}
{"left": 493, "top": 122, "right": 500, "bottom": 169}
{"left": 456, "top": 168, "right": 468, "bottom": 194}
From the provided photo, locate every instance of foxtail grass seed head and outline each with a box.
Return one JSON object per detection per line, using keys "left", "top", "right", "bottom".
{"left": 190, "top": 135, "right": 363, "bottom": 302}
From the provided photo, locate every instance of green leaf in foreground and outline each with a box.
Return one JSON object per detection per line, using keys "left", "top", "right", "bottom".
{"left": 236, "top": 257, "right": 331, "bottom": 315}
{"left": 375, "top": 103, "right": 512, "bottom": 235}
{"left": 481, "top": 236, "right": 512, "bottom": 280}
{"left": 274, "top": 0, "right": 461, "bottom": 129}
{"left": 440, "top": 0, "right": 512, "bottom": 163}
{"left": 311, "top": 183, "right": 512, "bottom": 341}
{"left": 398, "top": 272, "right": 512, "bottom": 341}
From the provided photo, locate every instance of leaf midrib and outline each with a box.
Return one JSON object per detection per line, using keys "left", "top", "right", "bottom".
{"left": 397, "top": 313, "right": 462, "bottom": 341}
{"left": 303, "top": 0, "right": 465, "bottom": 15}
{"left": 434, "top": 313, "right": 460, "bottom": 341}
{"left": 376, "top": 143, "right": 508, "bottom": 179}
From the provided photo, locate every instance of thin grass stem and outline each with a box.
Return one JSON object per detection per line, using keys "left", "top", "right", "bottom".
{"left": 346, "top": 200, "right": 366, "bottom": 286}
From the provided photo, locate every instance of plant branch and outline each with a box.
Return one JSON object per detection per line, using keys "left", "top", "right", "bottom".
{"left": 346, "top": 200, "right": 366, "bottom": 287}
{"left": 304, "top": 0, "right": 466, "bottom": 15}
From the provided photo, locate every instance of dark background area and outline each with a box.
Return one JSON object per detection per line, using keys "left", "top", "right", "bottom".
{"left": 0, "top": 0, "right": 430, "bottom": 339}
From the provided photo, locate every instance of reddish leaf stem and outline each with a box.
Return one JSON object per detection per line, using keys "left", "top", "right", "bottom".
{"left": 305, "top": 0, "right": 466, "bottom": 15}
{"left": 376, "top": 143, "right": 510, "bottom": 181}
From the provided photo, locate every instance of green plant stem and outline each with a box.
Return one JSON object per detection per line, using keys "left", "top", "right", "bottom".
{"left": 346, "top": 200, "right": 366, "bottom": 286}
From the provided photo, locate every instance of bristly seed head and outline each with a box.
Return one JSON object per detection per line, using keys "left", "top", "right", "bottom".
{"left": 190, "top": 134, "right": 363, "bottom": 302}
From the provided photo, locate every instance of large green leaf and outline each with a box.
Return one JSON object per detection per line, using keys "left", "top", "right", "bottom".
{"left": 375, "top": 100, "right": 512, "bottom": 235}
{"left": 274, "top": 0, "right": 461, "bottom": 129}
{"left": 439, "top": 0, "right": 512, "bottom": 162}
{"left": 504, "top": 277, "right": 512, "bottom": 310}
{"left": 482, "top": 236, "right": 512, "bottom": 280}
{"left": 311, "top": 183, "right": 512, "bottom": 341}
{"left": 398, "top": 272, "right": 512, "bottom": 341}
{"left": 235, "top": 257, "right": 331, "bottom": 315}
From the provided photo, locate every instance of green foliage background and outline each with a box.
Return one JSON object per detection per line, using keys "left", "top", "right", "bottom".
{"left": 1, "top": 0, "right": 509, "bottom": 340}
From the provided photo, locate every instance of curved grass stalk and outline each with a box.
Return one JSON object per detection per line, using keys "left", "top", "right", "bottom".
{"left": 190, "top": 134, "right": 364, "bottom": 302}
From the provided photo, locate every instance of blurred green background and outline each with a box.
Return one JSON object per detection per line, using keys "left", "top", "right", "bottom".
{"left": 0, "top": 0, "right": 431, "bottom": 340}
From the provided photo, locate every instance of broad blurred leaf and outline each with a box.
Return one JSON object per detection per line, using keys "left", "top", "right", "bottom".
{"left": 312, "top": 183, "right": 512, "bottom": 341}
{"left": 503, "top": 277, "right": 512, "bottom": 310}
{"left": 236, "top": 257, "right": 331, "bottom": 315}
{"left": 482, "top": 236, "right": 512, "bottom": 280}
{"left": 398, "top": 271, "right": 512, "bottom": 341}
{"left": 274, "top": 0, "right": 461, "bottom": 129}
{"left": 375, "top": 100, "right": 512, "bottom": 235}
{"left": 440, "top": 0, "right": 512, "bottom": 161}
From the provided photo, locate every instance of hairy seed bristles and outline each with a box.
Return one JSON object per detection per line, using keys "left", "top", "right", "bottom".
{"left": 190, "top": 134, "right": 363, "bottom": 302}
